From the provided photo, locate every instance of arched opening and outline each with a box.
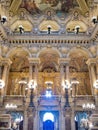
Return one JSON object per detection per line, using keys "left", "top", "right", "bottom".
{"left": 7, "top": 48, "right": 29, "bottom": 95}
{"left": 43, "top": 113, "right": 54, "bottom": 130}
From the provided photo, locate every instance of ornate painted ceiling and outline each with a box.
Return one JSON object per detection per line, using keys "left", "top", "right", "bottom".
{"left": 0, "top": 0, "right": 97, "bottom": 34}
{"left": 8, "top": 0, "right": 93, "bottom": 15}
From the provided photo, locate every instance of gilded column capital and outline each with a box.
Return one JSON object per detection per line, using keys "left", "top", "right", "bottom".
{"left": 28, "top": 58, "right": 40, "bottom": 65}
{"left": 1, "top": 58, "right": 12, "bottom": 67}
{"left": 58, "top": 58, "right": 70, "bottom": 66}
{"left": 86, "top": 58, "right": 96, "bottom": 66}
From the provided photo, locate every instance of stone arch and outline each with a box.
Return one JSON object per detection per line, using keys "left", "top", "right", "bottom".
{"left": 43, "top": 112, "right": 54, "bottom": 122}
{"left": 37, "top": 47, "right": 62, "bottom": 58}
{"left": 67, "top": 47, "right": 92, "bottom": 95}
{"left": 6, "top": 47, "right": 30, "bottom": 95}
{"left": 6, "top": 47, "right": 31, "bottom": 58}
{"left": 66, "top": 47, "right": 92, "bottom": 58}
{"left": 37, "top": 47, "right": 61, "bottom": 72}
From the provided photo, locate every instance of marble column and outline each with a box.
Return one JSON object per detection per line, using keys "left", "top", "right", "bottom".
{"left": 59, "top": 58, "right": 73, "bottom": 130}
{"left": 58, "top": 58, "right": 70, "bottom": 87}
{"left": 1, "top": 58, "right": 12, "bottom": 95}
{"left": 27, "top": 107, "right": 36, "bottom": 130}
{"left": 94, "top": 57, "right": 98, "bottom": 113}
{"left": 28, "top": 58, "right": 40, "bottom": 83}
{"left": 0, "top": 62, "right": 3, "bottom": 97}
{"left": 63, "top": 107, "right": 72, "bottom": 130}
{"left": 86, "top": 58, "right": 96, "bottom": 95}
{"left": 24, "top": 58, "right": 40, "bottom": 130}
{"left": 71, "top": 103, "right": 75, "bottom": 130}
{"left": 23, "top": 109, "right": 28, "bottom": 130}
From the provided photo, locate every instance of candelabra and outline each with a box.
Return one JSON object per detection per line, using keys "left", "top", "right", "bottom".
{"left": 64, "top": 80, "right": 70, "bottom": 107}
{"left": 47, "top": 25, "right": 51, "bottom": 34}
{"left": 28, "top": 80, "right": 35, "bottom": 107}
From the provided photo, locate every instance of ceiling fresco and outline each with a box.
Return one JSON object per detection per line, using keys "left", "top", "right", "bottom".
{"left": 20, "top": 0, "right": 90, "bottom": 15}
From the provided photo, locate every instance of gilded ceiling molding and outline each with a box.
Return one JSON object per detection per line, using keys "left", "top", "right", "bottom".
{"left": 9, "top": 0, "right": 22, "bottom": 14}
{"left": 0, "top": 23, "right": 7, "bottom": 41}
{"left": 91, "top": 24, "right": 98, "bottom": 41}
{"left": 76, "top": 0, "right": 89, "bottom": 14}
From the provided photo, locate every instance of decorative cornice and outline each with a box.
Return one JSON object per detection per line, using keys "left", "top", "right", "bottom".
{"left": 1, "top": 58, "right": 12, "bottom": 66}
{"left": 28, "top": 58, "right": 40, "bottom": 64}
{"left": 86, "top": 58, "right": 96, "bottom": 66}
{"left": 58, "top": 58, "right": 70, "bottom": 65}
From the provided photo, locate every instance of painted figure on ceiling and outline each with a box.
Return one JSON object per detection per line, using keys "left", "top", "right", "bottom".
{"left": 21, "top": 0, "right": 41, "bottom": 14}
{"left": 20, "top": 0, "right": 76, "bottom": 14}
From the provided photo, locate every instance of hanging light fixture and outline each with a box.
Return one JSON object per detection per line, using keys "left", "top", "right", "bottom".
{"left": 19, "top": 25, "right": 24, "bottom": 34}
{"left": 47, "top": 25, "right": 51, "bottom": 34}
{"left": 75, "top": 25, "right": 80, "bottom": 34}
{"left": 82, "top": 95, "right": 95, "bottom": 110}
{"left": 5, "top": 103, "right": 17, "bottom": 109}
{"left": 1, "top": 16, "right": 7, "bottom": 24}
{"left": 82, "top": 103, "right": 95, "bottom": 110}
{"left": 92, "top": 16, "right": 98, "bottom": 24}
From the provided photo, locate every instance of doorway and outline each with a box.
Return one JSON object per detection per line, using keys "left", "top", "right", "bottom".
{"left": 43, "top": 112, "right": 54, "bottom": 130}
{"left": 43, "top": 119, "right": 54, "bottom": 130}
{"left": 39, "top": 111, "right": 59, "bottom": 130}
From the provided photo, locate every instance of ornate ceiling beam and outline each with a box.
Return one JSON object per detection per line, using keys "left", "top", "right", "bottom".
{"left": 91, "top": 24, "right": 98, "bottom": 41}
{"left": 9, "top": 0, "right": 22, "bottom": 14}
{"left": 76, "top": 0, "right": 89, "bottom": 14}
{"left": 0, "top": 23, "right": 7, "bottom": 41}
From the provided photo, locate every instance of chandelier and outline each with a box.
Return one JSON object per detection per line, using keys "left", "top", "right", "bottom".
{"left": 80, "top": 117, "right": 93, "bottom": 129}
{"left": 82, "top": 103, "right": 95, "bottom": 110}
{"left": 5, "top": 103, "right": 17, "bottom": 109}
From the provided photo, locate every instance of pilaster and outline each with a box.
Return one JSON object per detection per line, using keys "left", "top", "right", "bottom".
{"left": 63, "top": 107, "right": 72, "bottom": 130}
{"left": 27, "top": 107, "right": 36, "bottom": 130}
{"left": 0, "top": 58, "right": 12, "bottom": 96}
{"left": 86, "top": 58, "right": 96, "bottom": 95}
{"left": 58, "top": 58, "right": 70, "bottom": 87}
{"left": 28, "top": 58, "right": 40, "bottom": 82}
